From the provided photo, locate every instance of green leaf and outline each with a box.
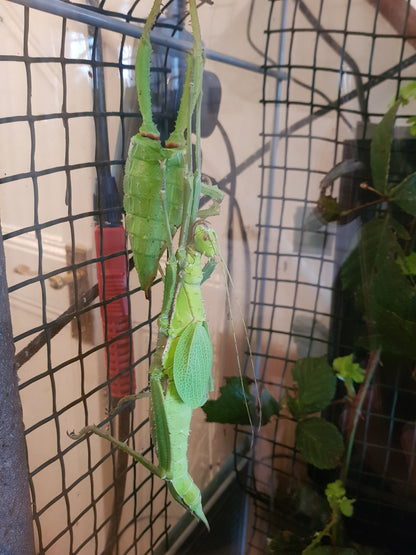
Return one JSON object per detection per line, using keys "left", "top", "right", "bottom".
{"left": 288, "top": 357, "right": 336, "bottom": 418}
{"left": 296, "top": 417, "right": 344, "bottom": 469}
{"left": 286, "top": 391, "right": 301, "bottom": 420}
{"left": 398, "top": 81, "right": 416, "bottom": 105}
{"left": 333, "top": 355, "right": 364, "bottom": 384}
{"left": 340, "top": 217, "right": 416, "bottom": 348}
{"left": 370, "top": 99, "right": 401, "bottom": 194}
{"left": 260, "top": 387, "right": 281, "bottom": 425}
{"left": 325, "top": 479, "right": 346, "bottom": 500}
{"left": 391, "top": 172, "right": 416, "bottom": 217}
{"left": 173, "top": 322, "right": 213, "bottom": 409}
{"left": 296, "top": 485, "right": 331, "bottom": 526}
{"left": 341, "top": 218, "right": 395, "bottom": 302}
{"left": 316, "top": 194, "right": 342, "bottom": 223}
{"left": 398, "top": 252, "right": 416, "bottom": 275}
{"left": 202, "top": 376, "right": 280, "bottom": 426}
{"left": 338, "top": 497, "right": 355, "bottom": 518}
{"left": 333, "top": 355, "right": 364, "bottom": 397}
{"left": 368, "top": 240, "right": 416, "bottom": 322}
{"left": 390, "top": 216, "right": 411, "bottom": 240}
{"left": 325, "top": 480, "right": 355, "bottom": 518}
{"left": 372, "top": 304, "right": 416, "bottom": 359}
{"left": 407, "top": 115, "right": 416, "bottom": 135}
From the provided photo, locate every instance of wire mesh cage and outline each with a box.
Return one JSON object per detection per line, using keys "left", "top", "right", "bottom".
{"left": 1, "top": 0, "right": 263, "bottom": 553}
{"left": 240, "top": 1, "right": 416, "bottom": 553}
{"left": 2, "top": 0, "right": 416, "bottom": 554}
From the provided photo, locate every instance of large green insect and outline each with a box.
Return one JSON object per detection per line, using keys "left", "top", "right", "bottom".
{"left": 72, "top": 0, "right": 223, "bottom": 529}
{"left": 123, "top": 0, "right": 204, "bottom": 298}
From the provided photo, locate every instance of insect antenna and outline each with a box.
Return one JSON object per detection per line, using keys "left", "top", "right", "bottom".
{"left": 220, "top": 252, "right": 262, "bottom": 438}
{"left": 201, "top": 226, "right": 262, "bottom": 443}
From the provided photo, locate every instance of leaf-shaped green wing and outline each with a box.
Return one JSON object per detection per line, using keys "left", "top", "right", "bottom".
{"left": 173, "top": 322, "right": 213, "bottom": 409}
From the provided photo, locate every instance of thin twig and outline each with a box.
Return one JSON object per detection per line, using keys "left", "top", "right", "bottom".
{"left": 341, "top": 348, "right": 381, "bottom": 483}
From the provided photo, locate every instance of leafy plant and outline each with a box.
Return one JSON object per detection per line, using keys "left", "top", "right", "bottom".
{"left": 204, "top": 82, "right": 416, "bottom": 553}
{"left": 286, "top": 357, "right": 343, "bottom": 470}
{"left": 325, "top": 480, "right": 354, "bottom": 519}
{"left": 332, "top": 355, "right": 364, "bottom": 398}
{"left": 266, "top": 480, "right": 384, "bottom": 555}
{"left": 202, "top": 376, "right": 279, "bottom": 426}
{"left": 301, "top": 82, "right": 416, "bottom": 551}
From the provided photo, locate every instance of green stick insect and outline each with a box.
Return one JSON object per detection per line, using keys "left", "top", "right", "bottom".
{"left": 72, "top": 0, "right": 223, "bottom": 529}
{"left": 123, "top": 0, "right": 221, "bottom": 298}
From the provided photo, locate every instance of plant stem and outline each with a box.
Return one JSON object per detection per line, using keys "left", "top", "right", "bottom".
{"left": 359, "top": 182, "right": 385, "bottom": 196}
{"left": 340, "top": 198, "right": 385, "bottom": 217}
{"left": 302, "top": 512, "right": 339, "bottom": 553}
{"left": 340, "top": 348, "right": 381, "bottom": 483}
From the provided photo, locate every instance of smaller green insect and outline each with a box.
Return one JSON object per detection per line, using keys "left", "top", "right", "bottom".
{"left": 71, "top": 222, "right": 219, "bottom": 528}
{"left": 149, "top": 222, "right": 219, "bottom": 527}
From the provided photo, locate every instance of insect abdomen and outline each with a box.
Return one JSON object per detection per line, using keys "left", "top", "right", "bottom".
{"left": 163, "top": 382, "right": 209, "bottom": 529}
{"left": 124, "top": 134, "right": 164, "bottom": 294}
{"left": 123, "top": 135, "right": 185, "bottom": 296}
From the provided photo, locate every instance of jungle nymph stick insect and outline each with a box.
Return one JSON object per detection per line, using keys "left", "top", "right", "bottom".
{"left": 71, "top": 0, "right": 223, "bottom": 529}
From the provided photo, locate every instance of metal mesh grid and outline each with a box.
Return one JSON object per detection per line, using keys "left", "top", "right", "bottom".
{"left": 1, "top": 1, "right": 200, "bottom": 553}
{"left": 238, "top": 1, "right": 416, "bottom": 553}
{"left": 2, "top": 0, "right": 416, "bottom": 553}
{"left": 1, "top": 0, "right": 265, "bottom": 552}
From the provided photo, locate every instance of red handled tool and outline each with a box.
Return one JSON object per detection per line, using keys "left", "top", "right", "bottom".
{"left": 89, "top": 8, "right": 135, "bottom": 551}
{"left": 95, "top": 223, "right": 135, "bottom": 399}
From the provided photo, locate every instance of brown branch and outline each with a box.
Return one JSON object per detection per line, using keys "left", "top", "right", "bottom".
{"left": 15, "top": 283, "right": 99, "bottom": 369}
{"left": 15, "top": 256, "right": 136, "bottom": 369}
